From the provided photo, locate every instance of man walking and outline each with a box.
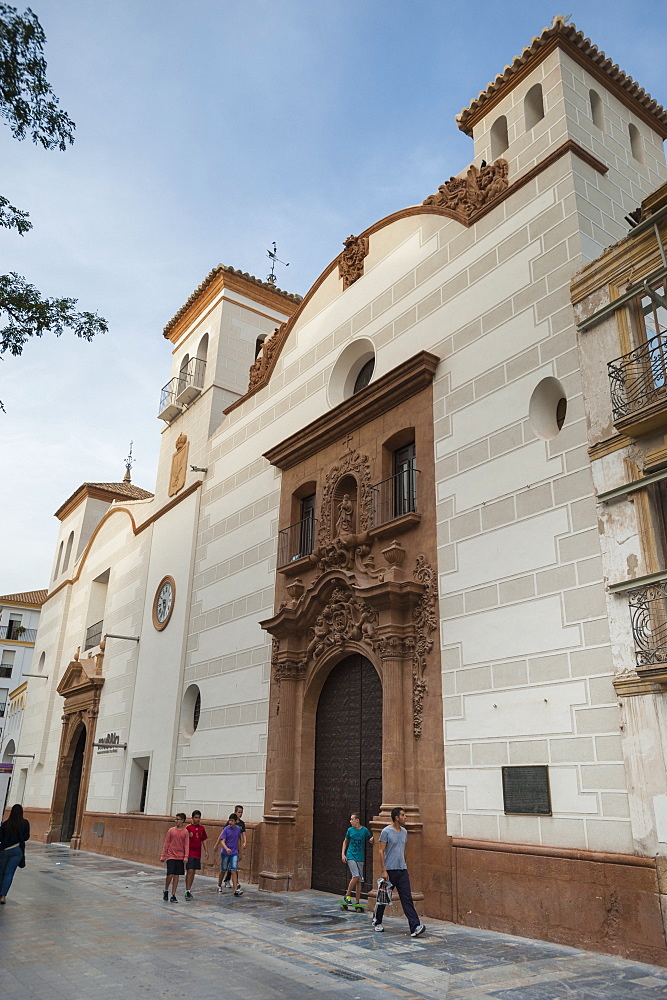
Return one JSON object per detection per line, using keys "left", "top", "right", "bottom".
{"left": 160, "top": 813, "right": 189, "bottom": 902}
{"left": 222, "top": 805, "right": 246, "bottom": 889}
{"left": 215, "top": 813, "right": 246, "bottom": 896}
{"left": 373, "top": 807, "right": 425, "bottom": 937}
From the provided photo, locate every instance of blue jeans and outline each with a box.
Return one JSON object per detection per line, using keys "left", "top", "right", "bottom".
{"left": 373, "top": 868, "right": 420, "bottom": 932}
{"left": 0, "top": 844, "right": 22, "bottom": 897}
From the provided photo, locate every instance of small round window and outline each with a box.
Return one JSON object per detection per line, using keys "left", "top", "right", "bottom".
{"left": 353, "top": 358, "right": 374, "bottom": 394}
{"left": 181, "top": 684, "right": 201, "bottom": 738}
{"left": 529, "top": 377, "right": 568, "bottom": 440}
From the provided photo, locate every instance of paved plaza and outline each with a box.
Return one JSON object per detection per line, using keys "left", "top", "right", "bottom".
{"left": 2, "top": 843, "right": 667, "bottom": 999}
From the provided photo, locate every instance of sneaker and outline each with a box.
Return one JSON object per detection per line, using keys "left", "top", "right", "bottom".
{"left": 163, "top": 890, "right": 169, "bottom": 901}
{"left": 410, "top": 924, "right": 426, "bottom": 938}
{"left": 373, "top": 923, "right": 384, "bottom": 932}
{"left": 185, "top": 890, "right": 193, "bottom": 900}
{"left": 170, "top": 895, "right": 178, "bottom": 903}
{"left": 217, "top": 886, "right": 223, "bottom": 893}
{"left": 234, "top": 888, "right": 243, "bottom": 896}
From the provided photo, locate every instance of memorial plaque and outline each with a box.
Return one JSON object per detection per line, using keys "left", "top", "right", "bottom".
{"left": 502, "top": 765, "right": 551, "bottom": 815}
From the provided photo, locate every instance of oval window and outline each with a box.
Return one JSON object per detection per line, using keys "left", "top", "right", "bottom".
{"left": 353, "top": 358, "right": 375, "bottom": 394}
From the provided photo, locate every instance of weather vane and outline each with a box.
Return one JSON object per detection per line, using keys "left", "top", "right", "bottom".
{"left": 123, "top": 440, "right": 135, "bottom": 483}
{"left": 266, "top": 242, "right": 289, "bottom": 285}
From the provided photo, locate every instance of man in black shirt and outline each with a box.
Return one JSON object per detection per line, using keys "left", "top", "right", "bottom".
{"left": 222, "top": 805, "right": 246, "bottom": 888}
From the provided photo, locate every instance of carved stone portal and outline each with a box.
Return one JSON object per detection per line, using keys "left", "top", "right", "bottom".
{"left": 339, "top": 234, "right": 369, "bottom": 289}
{"left": 423, "top": 158, "right": 509, "bottom": 221}
{"left": 168, "top": 433, "right": 189, "bottom": 496}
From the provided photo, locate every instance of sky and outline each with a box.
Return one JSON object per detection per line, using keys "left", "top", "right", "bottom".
{"left": 1, "top": 0, "right": 666, "bottom": 594}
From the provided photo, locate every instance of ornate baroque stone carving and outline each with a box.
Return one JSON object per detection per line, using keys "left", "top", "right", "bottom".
{"left": 412, "top": 555, "right": 438, "bottom": 738}
{"left": 168, "top": 433, "right": 189, "bottom": 496}
{"left": 247, "top": 323, "right": 287, "bottom": 392}
{"left": 271, "top": 637, "right": 307, "bottom": 683}
{"left": 377, "top": 635, "right": 416, "bottom": 660}
{"left": 338, "top": 234, "right": 369, "bottom": 290}
{"left": 307, "top": 588, "right": 378, "bottom": 661}
{"left": 423, "top": 159, "right": 508, "bottom": 221}
{"left": 316, "top": 449, "right": 373, "bottom": 570}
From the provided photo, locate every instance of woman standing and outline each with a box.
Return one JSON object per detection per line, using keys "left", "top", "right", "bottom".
{"left": 0, "top": 804, "right": 30, "bottom": 904}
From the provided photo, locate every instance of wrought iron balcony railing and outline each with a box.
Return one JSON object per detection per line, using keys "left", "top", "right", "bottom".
{"left": 278, "top": 516, "right": 317, "bottom": 568}
{"left": 628, "top": 581, "right": 667, "bottom": 668}
{"left": 0, "top": 625, "right": 36, "bottom": 642}
{"left": 608, "top": 331, "right": 667, "bottom": 422}
{"left": 370, "top": 469, "right": 420, "bottom": 527}
{"left": 158, "top": 358, "right": 206, "bottom": 420}
{"left": 84, "top": 619, "right": 104, "bottom": 651}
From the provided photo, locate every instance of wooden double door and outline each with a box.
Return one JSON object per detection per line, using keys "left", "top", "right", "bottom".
{"left": 311, "top": 654, "right": 382, "bottom": 894}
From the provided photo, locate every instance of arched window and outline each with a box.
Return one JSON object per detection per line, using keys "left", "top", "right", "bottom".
{"left": 195, "top": 334, "right": 208, "bottom": 387}
{"left": 629, "top": 123, "right": 644, "bottom": 163}
{"left": 490, "top": 115, "right": 509, "bottom": 159}
{"left": 37, "top": 652, "right": 46, "bottom": 673}
{"left": 62, "top": 531, "right": 74, "bottom": 572}
{"left": 524, "top": 83, "right": 545, "bottom": 131}
{"left": 589, "top": 89, "right": 604, "bottom": 130}
{"left": 255, "top": 335, "right": 267, "bottom": 360}
{"left": 54, "top": 540, "right": 64, "bottom": 579}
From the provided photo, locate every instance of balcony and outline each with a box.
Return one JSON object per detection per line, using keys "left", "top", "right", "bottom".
{"left": 158, "top": 378, "right": 182, "bottom": 421}
{"left": 176, "top": 357, "right": 206, "bottom": 406}
{"left": 158, "top": 358, "right": 206, "bottom": 421}
{"left": 369, "top": 469, "right": 421, "bottom": 539}
{"left": 84, "top": 619, "right": 104, "bottom": 651}
{"left": 278, "top": 516, "right": 317, "bottom": 571}
{"left": 628, "top": 581, "right": 667, "bottom": 679}
{"left": 0, "top": 625, "right": 36, "bottom": 642}
{"left": 608, "top": 331, "right": 667, "bottom": 436}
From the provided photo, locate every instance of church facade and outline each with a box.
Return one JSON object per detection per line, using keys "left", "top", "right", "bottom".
{"left": 11, "top": 19, "right": 667, "bottom": 963}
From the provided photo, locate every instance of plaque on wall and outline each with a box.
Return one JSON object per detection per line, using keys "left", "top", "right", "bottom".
{"left": 502, "top": 765, "right": 552, "bottom": 815}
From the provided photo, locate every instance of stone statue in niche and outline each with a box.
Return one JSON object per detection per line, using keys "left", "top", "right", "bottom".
{"left": 168, "top": 433, "right": 189, "bottom": 496}
{"left": 335, "top": 494, "right": 354, "bottom": 536}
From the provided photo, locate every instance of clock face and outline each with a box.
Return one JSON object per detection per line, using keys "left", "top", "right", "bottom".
{"left": 153, "top": 576, "right": 175, "bottom": 630}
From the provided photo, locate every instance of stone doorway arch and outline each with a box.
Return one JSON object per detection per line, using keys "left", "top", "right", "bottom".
{"left": 46, "top": 646, "right": 104, "bottom": 848}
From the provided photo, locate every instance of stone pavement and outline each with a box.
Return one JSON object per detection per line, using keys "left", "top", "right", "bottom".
{"left": 2, "top": 843, "right": 667, "bottom": 999}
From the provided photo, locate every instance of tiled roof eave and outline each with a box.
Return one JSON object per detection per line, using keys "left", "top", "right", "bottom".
{"left": 162, "top": 265, "right": 303, "bottom": 340}
{"left": 457, "top": 20, "right": 667, "bottom": 138}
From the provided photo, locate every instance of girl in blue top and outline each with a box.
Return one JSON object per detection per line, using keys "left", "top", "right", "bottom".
{"left": 341, "top": 813, "right": 373, "bottom": 909}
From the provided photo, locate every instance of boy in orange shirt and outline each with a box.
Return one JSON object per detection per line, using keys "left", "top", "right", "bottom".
{"left": 160, "top": 813, "right": 189, "bottom": 902}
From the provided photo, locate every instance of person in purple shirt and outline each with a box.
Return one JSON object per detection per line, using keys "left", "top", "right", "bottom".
{"left": 214, "top": 814, "right": 246, "bottom": 896}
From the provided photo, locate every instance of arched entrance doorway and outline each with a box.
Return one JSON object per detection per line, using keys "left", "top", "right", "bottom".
{"left": 61, "top": 727, "right": 86, "bottom": 842}
{"left": 311, "top": 654, "right": 382, "bottom": 894}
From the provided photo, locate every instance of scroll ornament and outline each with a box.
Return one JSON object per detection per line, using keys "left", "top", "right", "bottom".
{"left": 247, "top": 323, "right": 288, "bottom": 392}
{"left": 423, "top": 159, "right": 508, "bottom": 221}
{"left": 339, "top": 234, "right": 369, "bottom": 290}
{"left": 307, "top": 588, "right": 378, "bottom": 661}
{"left": 412, "top": 555, "right": 438, "bottom": 738}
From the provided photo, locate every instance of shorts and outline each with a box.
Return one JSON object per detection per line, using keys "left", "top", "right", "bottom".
{"left": 220, "top": 852, "right": 238, "bottom": 872}
{"left": 186, "top": 857, "right": 201, "bottom": 870}
{"left": 166, "top": 859, "right": 185, "bottom": 876}
{"left": 347, "top": 860, "right": 364, "bottom": 880}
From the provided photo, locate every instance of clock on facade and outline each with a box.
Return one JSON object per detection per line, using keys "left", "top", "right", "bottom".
{"left": 152, "top": 576, "right": 175, "bottom": 630}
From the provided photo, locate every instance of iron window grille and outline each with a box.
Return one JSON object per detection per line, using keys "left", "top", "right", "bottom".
{"left": 608, "top": 283, "right": 667, "bottom": 421}
{"left": 628, "top": 580, "right": 667, "bottom": 668}
{"left": 278, "top": 515, "right": 318, "bottom": 567}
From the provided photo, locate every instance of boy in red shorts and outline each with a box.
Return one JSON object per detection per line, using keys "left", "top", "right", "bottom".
{"left": 185, "top": 809, "right": 209, "bottom": 899}
{"left": 160, "top": 813, "right": 189, "bottom": 902}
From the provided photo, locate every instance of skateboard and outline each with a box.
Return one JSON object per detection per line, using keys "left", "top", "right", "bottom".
{"left": 340, "top": 896, "right": 365, "bottom": 912}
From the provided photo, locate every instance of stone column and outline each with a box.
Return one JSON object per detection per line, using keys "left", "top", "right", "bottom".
{"left": 259, "top": 660, "right": 304, "bottom": 891}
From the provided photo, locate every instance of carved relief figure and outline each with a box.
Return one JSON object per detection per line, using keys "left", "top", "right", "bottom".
{"left": 307, "top": 588, "right": 378, "bottom": 661}
{"left": 168, "top": 433, "right": 189, "bottom": 496}
{"left": 335, "top": 494, "right": 354, "bottom": 536}
{"left": 423, "top": 159, "right": 508, "bottom": 221}
{"left": 412, "top": 555, "right": 438, "bottom": 738}
{"left": 339, "top": 234, "right": 369, "bottom": 290}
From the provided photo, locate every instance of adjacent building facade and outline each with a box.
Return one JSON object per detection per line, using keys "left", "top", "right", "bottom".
{"left": 0, "top": 590, "right": 46, "bottom": 808}
{"left": 10, "top": 18, "right": 667, "bottom": 963}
